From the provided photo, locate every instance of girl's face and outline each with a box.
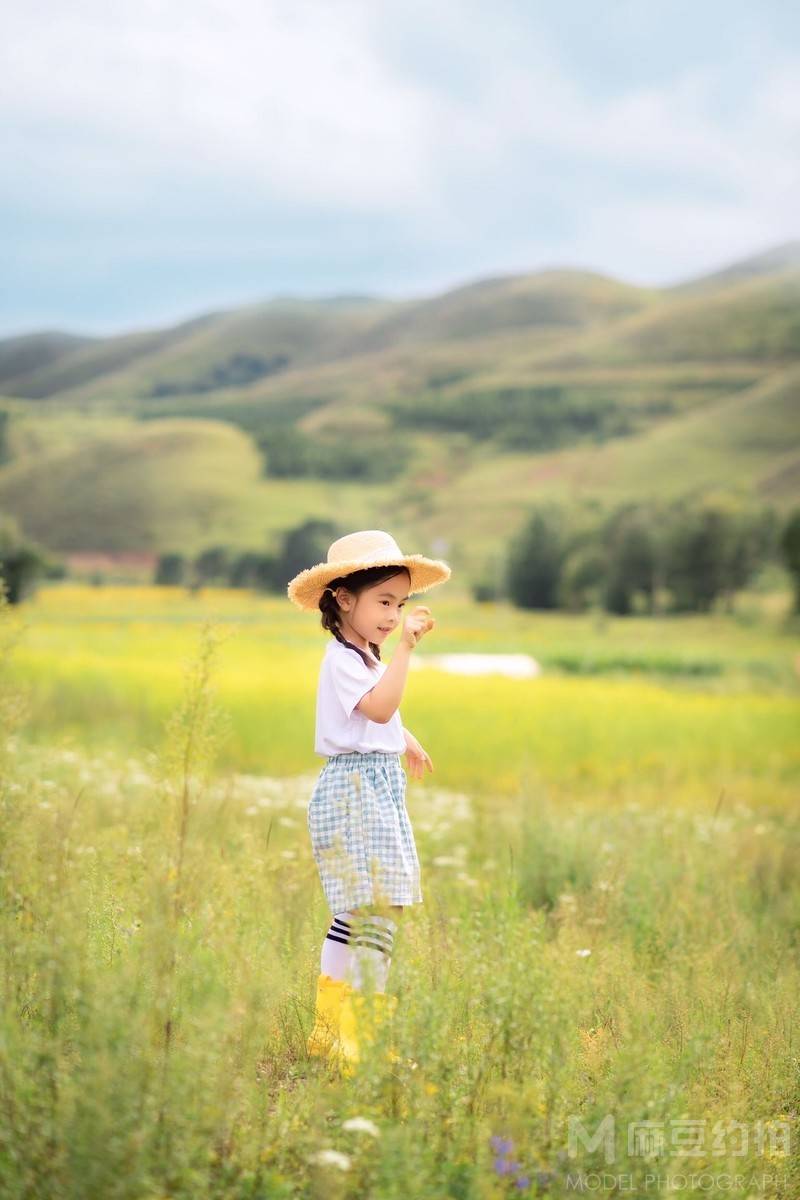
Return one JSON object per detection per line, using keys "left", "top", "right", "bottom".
{"left": 336, "top": 572, "right": 411, "bottom": 648}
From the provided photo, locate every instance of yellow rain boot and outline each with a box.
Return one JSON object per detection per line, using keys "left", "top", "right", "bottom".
{"left": 336, "top": 986, "right": 400, "bottom": 1076}
{"left": 306, "top": 974, "right": 348, "bottom": 1059}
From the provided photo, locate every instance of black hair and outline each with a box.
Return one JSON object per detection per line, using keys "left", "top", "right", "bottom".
{"left": 319, "top": 564, "right": 412, "bottom": 668}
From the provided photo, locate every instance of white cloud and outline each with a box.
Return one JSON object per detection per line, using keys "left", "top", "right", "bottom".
{"left": 1, "top": 0, "right": 438, "bottom": 212}
{"left": 1, "top": 0, "right": 798, "bottom": 301}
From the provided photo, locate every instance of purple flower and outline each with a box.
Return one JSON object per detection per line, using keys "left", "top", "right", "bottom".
{"left": 490, "top": 1135, "right": 514, "bottom": 1155}
{"left": 494, "top": 1157, "right": 514, "bottom": 1175}
{"left": 515, "top": 1177, "right": 530, "bottom": 1191}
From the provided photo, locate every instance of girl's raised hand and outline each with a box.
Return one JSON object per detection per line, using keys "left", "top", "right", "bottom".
{"left": 401, "top": 605, "right": 436, "bottom": 649}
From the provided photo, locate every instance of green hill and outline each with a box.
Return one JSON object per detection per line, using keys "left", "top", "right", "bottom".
{"left": 532, "top": 268, "right": 800, "bottom": 367}
{"left": 665, "top": 239, "right": 800, "bottom": 295}
{"left": 0, "top": 418, "right": 263, "bottom": 552}
{"left": 0, "top": 242, "right": 798, "bottom": 565}
{"left": 0, "top": 331, "right": 95, "bottom": 390}
{"left": 416, "top": 366, "right": 800, "bottom": 546}
{"left": 10, "top": 298, "right": 396, "bottom": 407}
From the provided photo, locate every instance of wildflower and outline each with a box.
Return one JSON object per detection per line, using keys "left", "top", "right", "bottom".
{"left": 342, "top": 1117, "right": 380, "bottom": 1138}
{"left": 576, "top": 948, "right": 591, "bottom": 957}
{"left": 309, "top": 1148, "right": 351, "bottom": 1170}
{"left": 490, "top": 1135, "right": 514, "bottom": 1155}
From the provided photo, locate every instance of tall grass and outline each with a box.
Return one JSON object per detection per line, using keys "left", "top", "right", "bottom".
{"left": 0, "top": 587, "right": 797, "bottom": 1197}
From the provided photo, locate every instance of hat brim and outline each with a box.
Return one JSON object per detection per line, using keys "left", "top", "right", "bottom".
{"left": 287, "top": 554, "right": 451, "bottom": 612}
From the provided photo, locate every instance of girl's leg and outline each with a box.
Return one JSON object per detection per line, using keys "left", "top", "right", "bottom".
{"left": 319, "top": 911, "right": 359, "bottom": 981}
{"left": 344, "top": 904, "right": 403, "bottom": 992}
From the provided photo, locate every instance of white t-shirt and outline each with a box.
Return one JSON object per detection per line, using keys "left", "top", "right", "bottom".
{"left": 314, "top": 637, "right": 406, "bottom": 758}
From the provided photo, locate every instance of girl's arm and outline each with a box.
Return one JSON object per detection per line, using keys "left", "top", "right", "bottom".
{"left": 355, "top": 641, "right": 412, "bottom": 723}
{"left": 356, "top": 606, "right": 434, "bottom": 724}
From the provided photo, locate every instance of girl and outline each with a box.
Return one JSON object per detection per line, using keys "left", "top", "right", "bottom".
{"left": 287, "top": 529, "right": 451, "bottom": 1071}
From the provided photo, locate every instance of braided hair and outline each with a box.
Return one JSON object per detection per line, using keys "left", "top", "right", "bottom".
{"left": 319, "top": 564, "right": 412, "bottom": 669}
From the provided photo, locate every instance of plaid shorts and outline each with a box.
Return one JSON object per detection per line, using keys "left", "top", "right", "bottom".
{"left": 308, "top": 750, "right": 423, "bottom": 914}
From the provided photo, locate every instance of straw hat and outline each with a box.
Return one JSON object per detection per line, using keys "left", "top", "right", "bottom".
{"left": 286, "top": 529, "right": 451, "bottom": 612}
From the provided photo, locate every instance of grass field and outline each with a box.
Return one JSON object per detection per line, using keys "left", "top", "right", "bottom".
{"left": 1, "top": 584, "right": 798, "bottom": 1197}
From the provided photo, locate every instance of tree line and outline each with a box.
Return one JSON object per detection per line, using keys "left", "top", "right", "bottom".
{"left": 496, "top": 497, "right": 798, "bottom": 615}
{"left": 2, "top": 504, "right": 800, "bottom": 616}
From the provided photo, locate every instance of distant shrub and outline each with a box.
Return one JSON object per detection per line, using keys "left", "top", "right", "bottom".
{"left": 258, "top": 429, "right": 411, "bottom": 482}
{"left": 779, "top": 506, "right": 800, "bottom": 614}
{"left": 472, "top": 579, "right": 502, "bottom": 602}
{"left": 155, "top": 552, "right": 186, "bottom": 586}
{"left": 148, "top": 352, "right": 289, "bottom": 397}
{"left": 0, "top": 516, "right": 54, "bottom": 603}
{"left": 386, "top": 385, "right": 633, "bottom": 450}
{"left": 506, "top": 506, "right": 566, "bottom": 609}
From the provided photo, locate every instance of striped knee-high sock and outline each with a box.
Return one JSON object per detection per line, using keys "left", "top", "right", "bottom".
{"left": 320, "top": 912, "right": 356, "bottom": 981}
{"left": 345, "top": 913, "right": 397, "bottom": 993}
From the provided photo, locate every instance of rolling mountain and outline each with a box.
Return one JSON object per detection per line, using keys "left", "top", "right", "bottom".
{"left": 0, "top": 241, "right": 798, "bottom": 565}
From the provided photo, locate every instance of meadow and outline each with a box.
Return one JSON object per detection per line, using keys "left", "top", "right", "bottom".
{"left": 1, "top": 583, "right": 798, "bottom": 1198}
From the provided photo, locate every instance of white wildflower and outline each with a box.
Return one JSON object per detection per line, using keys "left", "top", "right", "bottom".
{"left": 342, "top": 1117, "right": 380, "bottom": 1138}
{"left": 309, "top": 1148, "right": 351, "bottom": 1170}
{"left": 576, "top": 948, "right": 592, "bottom": 957}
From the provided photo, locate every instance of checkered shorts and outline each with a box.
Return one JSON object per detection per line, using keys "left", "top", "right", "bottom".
{"left": 307, "top": 750, "right": 423, "bottom": 914}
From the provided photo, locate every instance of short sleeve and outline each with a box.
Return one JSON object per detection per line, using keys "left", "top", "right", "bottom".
{"left": 329, "top": 648, "right": 380, "bottom": 720}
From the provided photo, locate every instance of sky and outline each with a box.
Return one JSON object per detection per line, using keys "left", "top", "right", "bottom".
{"left": 1, "top": 0, "right": 798, "bottom": 337}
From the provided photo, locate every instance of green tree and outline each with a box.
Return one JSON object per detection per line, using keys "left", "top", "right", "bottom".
{"left": 601, "top": 504, "right": 657, "bottom": 615}
{"left": 193, "top": 546, "right": 231, "bottom": 586}
{"left": 780, "top": 507, "right": 800, "bottom": 614}
{"left": 559, "top": 544, "right": 607, "bottom": 612}
{"left": 718, "top": 503, "right": 778, "bottom": 612}
{"left": 278, "top": 519, "right": 338, "bottom": 593}
{"left": 155, "top": 552, "right": 186, "bottom": 586}
{"left": 663, "top": 502, "right": 731, "bottom": 612}
{"left": 0, "top": 516, "right": 53, "bottom": 603}
{"left": 506, "top": 506, "right": 565, "bottom": 610}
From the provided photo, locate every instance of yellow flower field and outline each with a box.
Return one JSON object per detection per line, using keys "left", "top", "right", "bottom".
{"left": 1, "top": 582, "right": 797, "bottom": 1198}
